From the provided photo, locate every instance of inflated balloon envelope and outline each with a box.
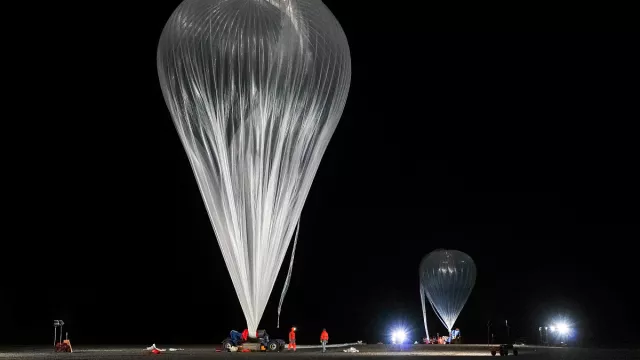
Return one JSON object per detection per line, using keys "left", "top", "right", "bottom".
{"left": 419, "top": 249, "right": 477, "bottom": 339}
{"left": 157, "top": 0, "right": 351, "bottom": 335}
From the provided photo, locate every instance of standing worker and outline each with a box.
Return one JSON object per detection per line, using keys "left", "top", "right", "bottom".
{"left": 320, "top": 328, "right": 329, "bottom": 353}
{"left": 451, "top": 328, "right": 461, "bottom": 344}
{"left": 288, "top": 327, "right": 297, "bottom": 351}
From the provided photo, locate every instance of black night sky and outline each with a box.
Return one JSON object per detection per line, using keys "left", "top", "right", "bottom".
{"left": 3, "top": 1, "right": 638, "bottom": 349}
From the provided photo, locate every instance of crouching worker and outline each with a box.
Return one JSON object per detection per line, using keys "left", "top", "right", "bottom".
{"left": 230, "top": 330, "right": 243, "bottom": 345}
{"left": 320, "top": 328, "right": 329, "bottom": 353}
{"left": 288, "top": 327, "right": 297, "bottom": 351}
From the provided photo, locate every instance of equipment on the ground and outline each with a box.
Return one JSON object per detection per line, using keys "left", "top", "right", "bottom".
{"left": 53, "top": 320, "right": 72, "bottom": 353}
{"left": 222, "top": 329, "right": 286, "bottom": 352}
{"left": 490, "top": 344, "right": 518, "bottom": 356}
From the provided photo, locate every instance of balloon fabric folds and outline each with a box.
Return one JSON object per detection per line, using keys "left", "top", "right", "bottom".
{"left": 419, "top": 249, "right": 476, "bottom": 338}
{"left": 157, "top": 0, "right": 351, "bottom": 335}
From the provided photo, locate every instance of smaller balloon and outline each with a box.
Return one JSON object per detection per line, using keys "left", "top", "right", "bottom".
{"left": 419, "top": 249, "right": 476, "bottom": 335}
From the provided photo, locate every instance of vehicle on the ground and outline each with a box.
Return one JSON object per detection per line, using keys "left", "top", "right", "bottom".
{"left": 490, "top": 344, "right": 519, "bottom": 356}
{"left": 221, "top": 329, "right": 286, "bottom": 352}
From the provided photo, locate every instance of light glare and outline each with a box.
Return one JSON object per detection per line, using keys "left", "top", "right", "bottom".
{"left": 391, "top": 329, "right": 407, "bottom": 344}
{"left": 556, "top": 323, "right": 569, "bottom": 334}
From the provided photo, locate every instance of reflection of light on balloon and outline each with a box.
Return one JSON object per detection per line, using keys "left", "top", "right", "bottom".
{"left": 438, "top": 266, "right": 456, "bottom": 274}
{"left": 157, "top": 0, "right": 351, "bottom": 335}
{"left": 419, "top": 249, "right": 477, "bottom": 339}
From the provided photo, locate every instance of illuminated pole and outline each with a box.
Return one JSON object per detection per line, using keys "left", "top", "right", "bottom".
{"left": 538, "top": 327, "right": 542, "bottom": 345}
{"left": 544, "top": 327, "right": 549, "bottom": 345}
{"left": 505, "top": 320, "right": 510, "bottom": 343}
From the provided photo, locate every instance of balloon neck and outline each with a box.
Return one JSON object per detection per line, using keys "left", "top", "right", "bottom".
{"left": 248, "top": 327, "right": 257, "bottom": 338}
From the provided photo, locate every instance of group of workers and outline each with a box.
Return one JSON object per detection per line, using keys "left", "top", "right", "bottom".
{"left": 424, "top": 328, "right": 461, "bottom": 344}
{"left": 288, "top": 327, "right": 330, "bottom": 353}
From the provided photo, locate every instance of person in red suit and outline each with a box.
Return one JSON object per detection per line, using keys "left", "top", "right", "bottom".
{"left": 288, "top": 327, "right": 297, "bottom": 351}
{"left": 320, "top": 329, "right": 329, "bottom": 353}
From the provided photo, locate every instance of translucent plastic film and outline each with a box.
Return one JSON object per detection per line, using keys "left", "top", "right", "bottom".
{"left": 277, "top": 217, "right": 300, "bottom": 328}
{"left": 420, "top": 283, "right": 430, "bottom": 339}
{"left": 419, "top": 249, "right": 476, "bottom": 334}
{"left": 157, "top": 0, "right": 351, "bottom": 335}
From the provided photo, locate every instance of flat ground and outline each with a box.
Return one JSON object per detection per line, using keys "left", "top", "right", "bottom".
{"left": 1, "top": 344, "right": 638, "bottom": 359}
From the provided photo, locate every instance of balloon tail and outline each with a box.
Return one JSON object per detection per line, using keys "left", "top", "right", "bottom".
{"left": 420, "top": 284, "right": 429, "bottom": 340}
{"left": 277, "top": 217, "right": 301, "bottom": 328}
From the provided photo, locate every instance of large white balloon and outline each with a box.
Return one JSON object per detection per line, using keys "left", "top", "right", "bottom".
{"left": 419, "top": 249, "right": 477, "bottom": 338}
{"left": 157, "top": 0, "right": 351, "bottom": 335}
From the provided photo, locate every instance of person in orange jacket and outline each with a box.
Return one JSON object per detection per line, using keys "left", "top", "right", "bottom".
{"left": 320, "top": 329, "right": 329, "bottom": 353}
{"left": 288, "top": 327, "right": 297, "bottom": 351}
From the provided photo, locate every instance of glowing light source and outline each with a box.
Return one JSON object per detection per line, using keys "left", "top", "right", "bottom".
{"left": 556, "top": 323, "right": 569, "bottom": 335}
{"left": 391, "top": 329, "right": 408, "bottom": 344}
{"left": 549, "top": 326, "right": 556, "bottom": 332}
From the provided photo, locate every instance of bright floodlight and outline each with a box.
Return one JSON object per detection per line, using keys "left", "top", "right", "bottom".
{"left": 556, "top": 323, "right": 569, "bottom": 334}
{"left": 549, "top": 326, "right": 556, "bottom": 332}
{"left": 391, "top": 329, "right": 407, "bottom": 344}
